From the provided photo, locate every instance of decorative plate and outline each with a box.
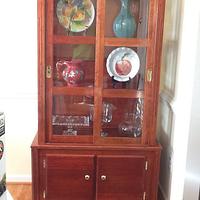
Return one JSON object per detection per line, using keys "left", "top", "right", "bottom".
{"left": 106, "top": 47, "right": 140, "bottom": 82}
{"left": 56, "top": 0, "right": 95, "bottom": 32}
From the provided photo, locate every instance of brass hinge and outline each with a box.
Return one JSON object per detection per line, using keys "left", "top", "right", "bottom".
{"left": 43, "top": 159, "right": 46, "bottom": 169}
{"left": 143, "top": 192, "right": 146, "bottom": 200}
{"left": 146, "top": 68, "right": 153, "bottom": 82}
{"left": 43, "top": 190, "right": 46, "bottom": 199}
{"left": 46, "top": 65, "right": 52, "bottom": 78}
{"left": 145, "top": 161, "right": 148, "bottom": 171}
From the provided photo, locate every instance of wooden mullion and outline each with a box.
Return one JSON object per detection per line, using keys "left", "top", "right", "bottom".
{"left": 45, "top": 0, "right": 54, "bottom": 143}
{"left": 93, "top": 0, "right": 106, "bottom": 144}
{"left": 142, "top": 0, "right": 159, "bottom": 145}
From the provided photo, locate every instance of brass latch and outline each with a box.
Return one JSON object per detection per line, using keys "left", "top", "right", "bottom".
{"left": 146, "top": 69, "right": 153, "bottom": 82}
{"left": 46, "top": 65, "right": 52, "bottom": 78}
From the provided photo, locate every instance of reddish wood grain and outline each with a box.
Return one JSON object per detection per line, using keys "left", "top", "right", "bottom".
{"left": 53, "top": 35, "right": 96, "bottom": 44}
{"left": 96, "top": 155, "right": 146, "bottom": 200}
{"left": 103, "top": 89, "right": 144, "bottom": 99}
{"left": 37, "top": 0, "right": 46, "bottom": 144}
{"left": 104, "top": 38, "right": 149, "bottom": 47}
{"left": 31, "top": 141, "right": 161, "bottom": 200}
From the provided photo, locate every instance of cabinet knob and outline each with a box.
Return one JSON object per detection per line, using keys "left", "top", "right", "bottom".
{"left": 101, "top": 175, "right": 107, "bottom": 181}
{"left": 84, "top": 175, "right": 90, "bottom": 181}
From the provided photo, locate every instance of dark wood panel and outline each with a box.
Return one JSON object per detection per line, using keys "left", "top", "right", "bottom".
{"left": 45, "top": 154, "right": 95, "bottom": 200}
{"left": 96, "top": 155, "right": 146, "bottom": 200}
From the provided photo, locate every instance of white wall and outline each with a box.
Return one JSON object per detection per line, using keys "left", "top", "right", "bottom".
{"left": 0, "top": 0, "right": 37, "bottom": 182}
{"left": 168, "top": 0, "right": 200, "bottom": 198}
{"left": 158, "top": 0, "right": 200, "bottom": 199}
{"left": 158, "top": 0, "right": 182, "bottom": 198}
{"left": 183, "top": 17, "right": 200, "bottom": 200}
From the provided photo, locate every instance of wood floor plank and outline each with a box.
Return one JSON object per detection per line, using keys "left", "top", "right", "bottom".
{"left": 6, "top": 183, "right": 162, "bottom": 200}
{"left": 7, "top": 183, "right": 32, "bottom": 200}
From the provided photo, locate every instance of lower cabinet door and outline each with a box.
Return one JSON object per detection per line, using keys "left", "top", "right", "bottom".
{"left": 96, "top": 155, "right": 147, "bottom": 200}
{"left": 44, "top": 154, "right": 95, "bottom": 200}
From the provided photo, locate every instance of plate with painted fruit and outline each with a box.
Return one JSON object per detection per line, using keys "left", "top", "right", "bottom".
{"left": 56, "top": 0, "right": 95, "bottom": 32}
{"left": 106, "top": 47, "right": 140, "bottom": 82}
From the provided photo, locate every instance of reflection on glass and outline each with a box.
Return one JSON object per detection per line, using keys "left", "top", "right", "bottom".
{"left": 89, "top": 102, "right": 115, "bottom": 137}
{"left": 52, "top": 115, "right": 90, "bottom": 136}
{"left": 52, "top": 95, "right": 94, "bottom": 136}
{"left": 102, "top": 102, "right": 113, "bottom": 123}
{"left": 101, "top": 98, "right": 143, "bottom": 138}
{"left": 118, "top": 99, "right": 143, "bottom": 137}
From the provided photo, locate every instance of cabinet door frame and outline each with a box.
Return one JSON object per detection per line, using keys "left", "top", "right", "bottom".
{"left": 41, "top": 154, "right": 95, "bottom": 200}
{"left": 96, "top": 155, "right": 148, "bottom": 200}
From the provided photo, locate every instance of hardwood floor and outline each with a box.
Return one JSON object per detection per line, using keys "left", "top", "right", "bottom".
{"left": 7, "top": 183, "right": 32, "bottom": 200}
{"left": 6, "top": 183, "right": 162, "bottom": 200}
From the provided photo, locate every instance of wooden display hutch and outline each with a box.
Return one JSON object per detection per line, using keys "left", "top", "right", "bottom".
{"left": 32, "top": 0, "right": 165, "bottom": 199}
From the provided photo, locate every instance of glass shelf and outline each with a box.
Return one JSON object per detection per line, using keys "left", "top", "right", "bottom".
{"left": 100, "top": 97, "right": 144, "bottom": 138}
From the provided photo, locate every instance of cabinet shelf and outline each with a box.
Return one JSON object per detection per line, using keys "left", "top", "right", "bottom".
{"left": 104, "top": 38, "right": 149, "bottom": 47}
{"left": 52, "top": 87, "right": 143, "bottom": 99}
{"left": 53, "top": 87, "right": 94, "bottom": 96}
{"left": 53, "top": 35, "right": 96, "bottom": 45}
{"left": 50, "top": 135, "right": 93, "bottom": 143}
{"left": 97, "top": 136, "right": 141, "bottom": 145}
{"left": 103, "top": 89, "right": 144, "bottom": 99}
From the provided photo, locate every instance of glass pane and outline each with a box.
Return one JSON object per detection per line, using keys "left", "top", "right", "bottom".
{"left": 105, "top": 0, "right": 149, "bottom": 38}
{"left": 53, "top": 44, "right": 95, "bottom": 87}
{"left": 54, "top": 0, "right": 97, "bottom": 36}
{"left": 52, "top": 95, "right": 94, "bottom": 136}
{"left": 100, "top": 98, "right": 144, "bottom": 138}
{"left": 103, "top": 46, "right": 146, "bottom": 90}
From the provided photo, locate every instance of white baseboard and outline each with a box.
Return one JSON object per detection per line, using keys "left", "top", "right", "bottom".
{"left": 6, "top": 175, "right": 31, "bottom": 183}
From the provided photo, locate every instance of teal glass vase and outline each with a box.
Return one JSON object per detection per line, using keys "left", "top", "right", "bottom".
{"left": 113, "top": 0, "right": 136, "bottom": 38}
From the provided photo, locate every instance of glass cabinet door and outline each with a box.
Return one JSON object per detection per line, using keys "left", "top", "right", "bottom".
{"left": 94, "top": 0, "right": 157, "bottom": 145}
{"left": 45, "top": 0, "right": 97, "bottom": 143}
